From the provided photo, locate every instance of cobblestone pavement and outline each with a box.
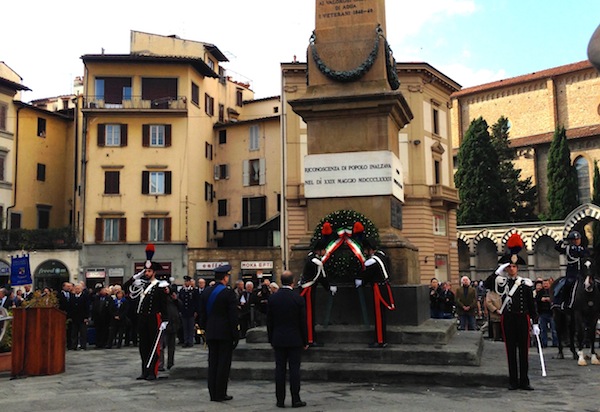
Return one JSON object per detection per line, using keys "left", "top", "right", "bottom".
{"left": 1, "top": 340, "right": 600, "bottom": 412}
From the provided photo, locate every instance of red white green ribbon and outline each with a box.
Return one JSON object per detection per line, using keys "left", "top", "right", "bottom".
{"left": 321, "top": 227, "right": 366, "bottom": 268}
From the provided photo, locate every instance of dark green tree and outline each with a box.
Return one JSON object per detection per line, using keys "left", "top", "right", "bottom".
{"left": 592, "top": 160, "right": 600, "bottom": 261}
{"left": 490, "top": 116, "right": 537, "bottom": 222}
{"left": 547, "top": 126, "right": 579, "bottom": 220}
{"left": 455, "top": 117, "right": 510, "bottom": 224}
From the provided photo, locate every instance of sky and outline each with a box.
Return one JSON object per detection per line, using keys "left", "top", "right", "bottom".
{"left": 2, "top": 0, "right": 599, "bottom": 102}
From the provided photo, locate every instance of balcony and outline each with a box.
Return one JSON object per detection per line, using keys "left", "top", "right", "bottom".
{"left": 429, "top": 184, "right": 459, "bottom": 208}
{"left": 83, "top": 96, "right": 187, "bottom": 113}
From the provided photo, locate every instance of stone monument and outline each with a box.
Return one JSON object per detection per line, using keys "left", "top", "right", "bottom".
{"left": 289, "top": 0, "right": 429, "bottom": 325}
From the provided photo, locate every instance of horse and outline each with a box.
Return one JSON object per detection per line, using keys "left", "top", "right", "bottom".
{"left": 570, "top": 260, "right": 600, "bottom": 365}
{"left": 551, "top": 258, "right": 600, "bottom": 364}
{"left": 551, "top": 281, "right": 577, "bottom": 360}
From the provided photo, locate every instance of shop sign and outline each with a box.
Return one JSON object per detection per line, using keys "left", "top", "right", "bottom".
{"left": 195, "top": 261, "right": 230, "bottom": 271}
{"left": 241, "top": 261, "right": 273, "bottom": 270}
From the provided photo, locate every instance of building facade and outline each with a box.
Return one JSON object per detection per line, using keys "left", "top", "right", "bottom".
{"left": 451, "top": 60, "right": 600, "bottom": 279}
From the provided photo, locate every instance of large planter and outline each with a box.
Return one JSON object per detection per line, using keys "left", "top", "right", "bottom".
{"left": 0, "top": 352, "right": 11, "bottom": 372}
{"left": 11, "top": 307, "right": 66, "bottom": 377}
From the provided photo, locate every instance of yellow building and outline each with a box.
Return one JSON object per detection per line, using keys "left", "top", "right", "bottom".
{"left": 281, "top": 62, "right": 461, "bottom": 284}
{"left": 80, "top": 31, "right": 254, "bottom": 286}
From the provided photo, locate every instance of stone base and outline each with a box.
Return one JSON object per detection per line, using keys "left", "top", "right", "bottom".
{"left": 309, "top": 284, "right": 429, "bottom": 327}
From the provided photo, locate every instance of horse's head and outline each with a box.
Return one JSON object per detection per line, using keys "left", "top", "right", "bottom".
{"left": 582, "top": 258, "right": 599, "bottom": 292}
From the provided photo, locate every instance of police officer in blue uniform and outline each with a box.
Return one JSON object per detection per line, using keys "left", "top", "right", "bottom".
{"left": 199, "top": 264, "right": 239, "bottom": 402}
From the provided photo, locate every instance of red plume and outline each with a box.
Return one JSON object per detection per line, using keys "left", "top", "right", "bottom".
{"left": 353, "top": 221, "right": 364, "bottom": 234}
{"left": 145, "top": 243, "right": 155, "bottom": 261}
{"left": 321, "top": 222, "right": 332, "bottom": 236}
{"left": 506, "top": 233, "right": 523, "bottom": 254}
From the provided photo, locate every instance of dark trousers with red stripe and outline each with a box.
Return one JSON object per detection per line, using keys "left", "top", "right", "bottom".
{"left": 138, "top": 313, "right": 161, "bottom": 378}
{"left": 501, "top": 313, "right": 530, "bottom": 388}
{"left": 372, "top": 284, "right": 390, "bottom": 344}
{"left": 300, "top": 286, "right": 318, "bottom": 344}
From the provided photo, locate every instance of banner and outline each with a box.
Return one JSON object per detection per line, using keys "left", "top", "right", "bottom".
{"left": 11, "top": 254, "right": 32, "bottom": 286}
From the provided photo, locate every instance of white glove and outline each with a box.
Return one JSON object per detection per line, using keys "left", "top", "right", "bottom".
{"left": 532, "top": 324, "right": 540, "bottom": 336}
{"left": 159, "top": 321, "right": 169, "bottom": 331}
{"left": 133, "top": 269, "right": 145, "bottom": 280}
{"left": 330, "top": 286, "right": 337, "bottom": 296}
{"left": 495, "top": 262, "right": 510, "bottom": 275}
{"left": 355, "top": 279, "right": 363, "bottom": 288}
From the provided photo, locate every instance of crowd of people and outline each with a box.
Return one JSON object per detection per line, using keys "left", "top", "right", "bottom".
{"left": 429, "top": 274, "right": 560, "bottom": 346}
{"left": 0, "top": 271, "right": 281, "bottom": 354}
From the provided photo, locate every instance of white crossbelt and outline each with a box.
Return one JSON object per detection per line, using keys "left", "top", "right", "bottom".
{"left": 499, "top": 277, "right": 522, "bottom": 314}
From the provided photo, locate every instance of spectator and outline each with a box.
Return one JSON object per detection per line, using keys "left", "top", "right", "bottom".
{"left": 429, "top": 278, "right": 444, "bottom": 319}
{"left": 455, "top": 276, "right": 477, "bottom": 330}
{"left": 270, "top": 282, "right": 280, "bottom": 294}
{"left": 255, "top": 279, "right": 272, "bottom": 326}
{"left": 23, "top": 284, "right": 33, "bottom": 301}
{"left": 68, "top": 284, "right": 89, "bottom": 350}
{"left": 106, "top": 290, "right": 129, "bottom": 349}
{"left": 440, "top": 282, "right": 455, "bottom": 319}
{"left": 238, "top": 281, "right": 255, "bottom": 338}
{"left": 13, "top": 289, "right": 24, "bottom": 307}
{"left": 476, "top": 280, "right": 486, "bottom": 319}
{"left": 536, "top": 279, "right": 557, "bottom": 347}
{"left": 197, "top": 278, "right": 207, "bottom": 294}
{"left": 234, "top": 280, "right": 244, "bottom": 301}
{"left": 485, "top": 288, "right": 503, "bottom": 341}
{"left": 159, "top": 284, "right": 181, "bottom": 371}
{"left": 91, "top": 287, "right": 112, "bottom": 348}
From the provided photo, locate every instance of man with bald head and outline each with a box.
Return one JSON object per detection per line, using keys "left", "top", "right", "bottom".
{"left": 455, "top": 276, "right": 477, "bottom": 331}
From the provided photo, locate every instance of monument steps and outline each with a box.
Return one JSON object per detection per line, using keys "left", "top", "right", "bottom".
{"left": 233, "top": 334, "right": 482, "bottom": 366}
{"left": 246, "top": 319, "right": 458, "bottom": 346}
{"left": 170, "top": 324, "right": 512, "bottom": 387}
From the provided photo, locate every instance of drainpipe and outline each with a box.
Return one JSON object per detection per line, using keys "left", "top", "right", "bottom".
{"left": 280, "top": 71, "right": 288, "bottom": 270}
{"left": 6, "top": 105, "right": 24, "bottom": 244}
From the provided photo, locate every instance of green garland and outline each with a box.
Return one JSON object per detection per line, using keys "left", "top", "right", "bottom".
{"left": 310, "top": 210, "right": 379, "bottom": 282}
{"left": 310, "top": 24, "right": 400, "bottom": 90}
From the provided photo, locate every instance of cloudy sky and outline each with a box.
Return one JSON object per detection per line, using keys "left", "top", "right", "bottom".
{"left": 2, "top": 0, "right": 599, "bottom": 101}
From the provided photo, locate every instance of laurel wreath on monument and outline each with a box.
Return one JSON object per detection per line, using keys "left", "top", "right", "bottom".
{"left": 310, "top": 210, "right": 380, "bottom": 282}
{"left": 310, "top": 24, "right": 400, "bottom": 90}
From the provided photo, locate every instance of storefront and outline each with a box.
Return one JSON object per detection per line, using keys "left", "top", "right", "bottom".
{"left": 35, "top": 260, "right": 70, "bottom": 291}
{"left": 195, "top": 261, "right": 230, "bottom": 283}
{"left": 0, "top": 260, "right": 9, "bottom": 288}
{"left": 85, "top": 268, "right": 107, "bottom": 290}
{"left": 241, "top": 261, "right": 273, "bottom": 286}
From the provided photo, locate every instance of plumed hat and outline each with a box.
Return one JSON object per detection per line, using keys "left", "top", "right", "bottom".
{"left": 145, "top": 244, "right": 155, "bottom": 269}
{"left": 313, "top": 222, "right": 333, "bottom": 250}
{"left": 498, "top": 233, "right": 526, "bottom": 265}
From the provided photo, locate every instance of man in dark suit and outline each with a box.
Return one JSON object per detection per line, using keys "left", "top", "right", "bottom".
{"left": 267, "top": 271, "right": 308, "bottom": 408}
{"left": 198, "top": 264, "right": 239, "bottom": 402}
{"left": 68, "top": 284, "right": 89, "bottom": 350}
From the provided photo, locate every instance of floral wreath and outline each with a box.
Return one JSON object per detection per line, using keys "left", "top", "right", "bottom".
{"left": 310, "top": 210, "right": 379, "bottom": 282}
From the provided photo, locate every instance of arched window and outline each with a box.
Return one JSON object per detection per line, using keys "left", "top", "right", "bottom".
{"left": 575, "top": 157, "right": 590, "bottom": 204}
